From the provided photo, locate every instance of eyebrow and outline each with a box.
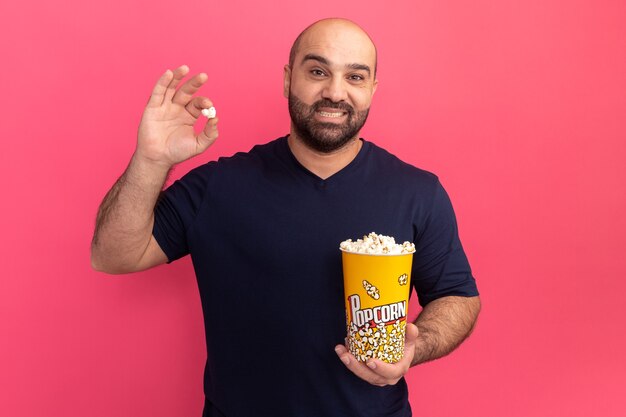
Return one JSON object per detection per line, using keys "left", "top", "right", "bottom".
{"left": 301, "top": 53, "right": 371, "bottom": 76}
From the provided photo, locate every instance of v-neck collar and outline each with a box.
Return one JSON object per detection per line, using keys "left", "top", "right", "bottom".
{"left": 278, "top": 136, "right": 370, "bottom": 187}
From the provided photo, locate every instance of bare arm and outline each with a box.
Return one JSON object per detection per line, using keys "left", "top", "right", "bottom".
{"left": 91, "top": 154, "right": 170, "bottom": 273}
{"left": 411, "top": 295, "right": 481, "bottom": 366}
{"left": 91, "top": 65, "right": 219, "bottom": 273}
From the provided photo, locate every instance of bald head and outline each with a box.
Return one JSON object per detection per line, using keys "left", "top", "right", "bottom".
{"left": 283, "top": 18, "right": 378, "bottom": 154}
{"left": 288, "top": 18, "right": 378, "bottom": 77}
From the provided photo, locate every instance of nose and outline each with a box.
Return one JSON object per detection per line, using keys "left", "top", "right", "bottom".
{"left": 321, "top": 75, "right": 348, "bottom": 103}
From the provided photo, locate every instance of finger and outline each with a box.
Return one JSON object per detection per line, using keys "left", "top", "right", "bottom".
{"left": 164, "top": 65, "right": 190, "bottom": 102}
{"left": 185, "top": 96, "right": 214, "bottom": 119}
{"left": 401, "top": 323, "right": 419, "bottom": 367}
{"left": 334, "top": 345, "right": 387, "bottom": 386}
{"left": 402, "top": 323, "right": 419, "bottom": 365}
{"left": 405, "top": 322, "right": 419, "bottom": 345}
{"left": 364, "top": 353, "right": 411, "bottom": 383}
{"left": 147, "top": 69, "right": 174, "bottom": 107}
{"left": 173, "top": 72, "right": 208, "bottom": 106}
{"left": 363, "top": 324, "right": 418, "bottom": 380}
{"left": 195, "top": 116, "right": 219, "bottom": 152}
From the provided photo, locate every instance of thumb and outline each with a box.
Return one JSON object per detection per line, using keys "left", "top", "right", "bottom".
{"left": 196, "top": 117, "right": 220, "bottom": 152}
{"left": 403, "top": 322, "right": 419, "bottom": 367}
{"left": 405, "top": 322, "right": 419, "bottom": 346}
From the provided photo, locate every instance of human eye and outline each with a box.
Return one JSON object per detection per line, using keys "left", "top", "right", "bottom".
{"left": 310, "top": 68, "right": 327, "bottom": 77}
{"left": 348, "top": 73, "right": 365, "bottom": 82}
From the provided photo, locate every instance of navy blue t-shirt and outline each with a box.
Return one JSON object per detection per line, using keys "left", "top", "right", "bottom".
{"left": 153, "top": 136, "right": 478, "bottom": 417}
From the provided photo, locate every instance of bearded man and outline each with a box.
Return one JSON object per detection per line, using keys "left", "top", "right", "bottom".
{"left": 91, "top": 18, "right": 480, "bottom": 417}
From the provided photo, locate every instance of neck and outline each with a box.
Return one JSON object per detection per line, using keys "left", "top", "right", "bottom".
{"left": 287, "top": 132, "right": 363, "bottom": 180}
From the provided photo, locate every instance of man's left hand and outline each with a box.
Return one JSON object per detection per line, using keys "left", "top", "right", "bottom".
{"left": 334, "top": 322, "right": 419, "bottom": 386}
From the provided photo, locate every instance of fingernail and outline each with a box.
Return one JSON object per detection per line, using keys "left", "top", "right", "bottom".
{"left": 367, "top": 361, "right": 376, "bottom": 369}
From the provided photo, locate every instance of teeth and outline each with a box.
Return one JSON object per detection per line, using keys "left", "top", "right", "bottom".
{"left": 319, "top": 111, "right": 344, "bottom": 118}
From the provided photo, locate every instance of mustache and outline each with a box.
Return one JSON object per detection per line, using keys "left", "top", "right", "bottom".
{"left": 312, "top": 99, "right": 354, "bottom": 115}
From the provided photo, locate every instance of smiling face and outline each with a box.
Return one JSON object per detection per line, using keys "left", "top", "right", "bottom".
{"left": 284, "top": 19, "right": 378, "bottom": 153}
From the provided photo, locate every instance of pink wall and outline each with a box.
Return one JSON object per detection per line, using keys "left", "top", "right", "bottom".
{"left": 1, "top": 0, "right": 625, "bottom": 416}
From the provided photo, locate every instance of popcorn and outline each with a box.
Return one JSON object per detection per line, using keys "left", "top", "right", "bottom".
{"left": 362, "top": 280, "right": 380, "bottom": 300}
{"left": 201, "top": 106, "right": 216, "bottom": 118}
{"left": 339, "top": 232, "right": 415, "bottom": 255}
{"left": 341, "top": 232, "right": 414, "bottom": 364}
{"left": 347, "top": 320, "right": 407, "bottom": 363}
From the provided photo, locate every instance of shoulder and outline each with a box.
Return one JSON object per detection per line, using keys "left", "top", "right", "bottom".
{"left": 221, "top": 137, "right": 284, "bottom": 166}
{"left": 181, "top": 136, "right": 286, "bottom": 180}
{"left": 364, "top": 140, "right": 440, "bottom": 190}
{"left": 216, "top": 136, "right": 286, "bottom": 171}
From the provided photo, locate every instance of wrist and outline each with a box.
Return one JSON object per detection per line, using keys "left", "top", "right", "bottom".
{"left": 126, "top": 152, "right": 173, "bottom": 190}
{"left": 131, "top": 151, "right": 174, "bottom": 176}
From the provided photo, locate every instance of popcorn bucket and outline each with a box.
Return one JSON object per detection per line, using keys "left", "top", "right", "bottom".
{"left": 341, "top": 251, "right": 413, "bottom": 363}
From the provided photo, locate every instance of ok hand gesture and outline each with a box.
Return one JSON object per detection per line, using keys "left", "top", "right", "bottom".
{"left": 136, "top": 65, "right": 219, "bottom": 168}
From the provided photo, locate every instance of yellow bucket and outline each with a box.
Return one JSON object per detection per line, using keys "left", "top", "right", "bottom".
{"left": 341, "top": 250, "right": 413, "bottom": 363}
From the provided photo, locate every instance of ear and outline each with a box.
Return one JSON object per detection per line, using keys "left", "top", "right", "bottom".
{"left": 372, "top": 78, "right": 378, "bottom": 96}
{"left": 283, "top": 65, "right": 291, "bottom": 98}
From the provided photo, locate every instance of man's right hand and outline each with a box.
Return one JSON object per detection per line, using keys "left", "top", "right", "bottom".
{"left": 136, "top": 65, "right": 219, "bottom": 167}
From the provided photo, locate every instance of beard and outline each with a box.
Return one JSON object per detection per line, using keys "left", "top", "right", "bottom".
{"left": 288, "top": 93, "right": 370, "bottom": 153}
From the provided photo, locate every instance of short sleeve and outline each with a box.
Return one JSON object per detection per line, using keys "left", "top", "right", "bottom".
{"left": 412, "top": 180, "right": 479, "bottom": 306}
{"left": 152, "top": 166, "right": 210, "bottom": 263}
